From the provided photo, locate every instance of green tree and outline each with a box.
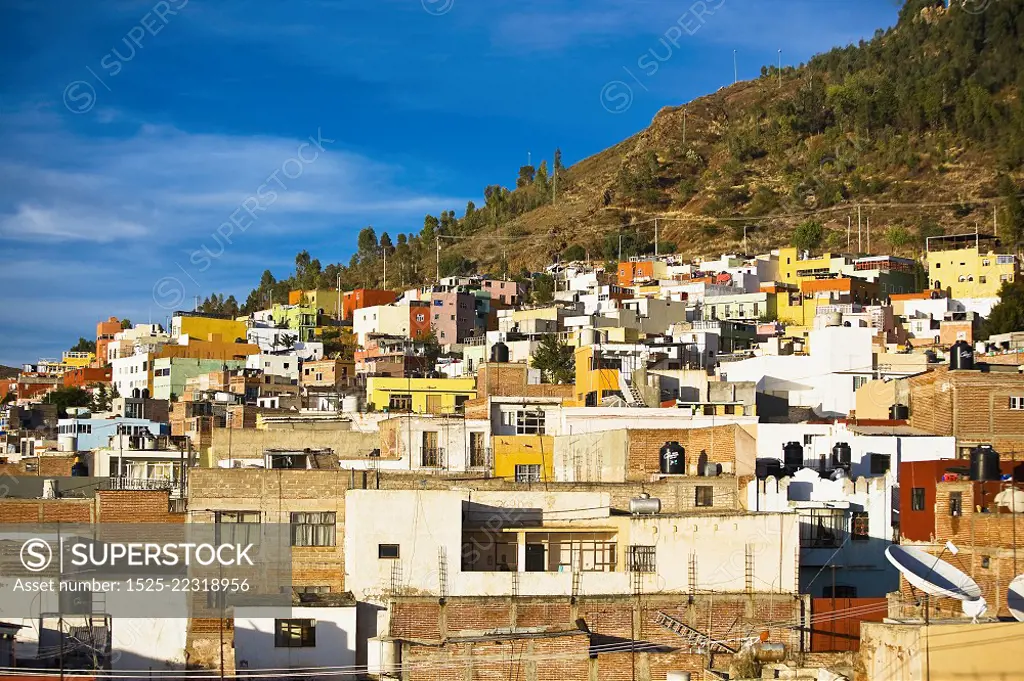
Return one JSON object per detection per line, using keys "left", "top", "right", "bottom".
{"left": 357, "top": 227, "right": 378, "bottom": 256}
{"left": 562, "top": 245, "right": 587, "bottom": 261}
{"left": 982, "top": 278, "right": 1024, "bottom": 338}
{"left": 531, "top": 273, "right": 555, "bottom": 304}
{"left": 998, "top": 175, "right": 1024, "bottom": 246}
{"left": 531, "top": 333, "right": 575, "bottom": 384}
{"left": 90, "top": 383, "right": 111, "bottom": 412}
{"left": 119, "top": 318, "right": 132, "bottom": 329}
{"left": 885, "top": 225, "right": 912, "bottom": 252}
{"left": 379, "top": 232, "right": 395, "bottom": 255}
{"left": 791, "top": 220, "right": 825, "bottom": 252}
{"left": 70, "top": 337, "right": 96, "bottom": 353}
{"left": 43, "top": 386, "right": 92, "bottom": 418}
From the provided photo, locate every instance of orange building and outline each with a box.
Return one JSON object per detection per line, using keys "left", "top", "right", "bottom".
{"left": 409, "top": 300, "right": 431, "bottom": 340}
{"left": 62, "top": 366, "right": 112, "bottom": 389}
{"left": 799, "top": 277, "right": 880, "bottom": 305}
{"left": 343, "top": 288, "right": 397, "bottom": 321}
{"left": 0, "top": 378, "right": 16, "bottom": 402}
{"left": 616, "top": 259, "right": 667, "bottom": 287}
{"left": 95, "top": 316, "right": 122, "bottom": 365}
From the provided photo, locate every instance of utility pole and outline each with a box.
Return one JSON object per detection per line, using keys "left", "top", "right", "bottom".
{"left": 618, "top": 234, "right": 623, "bottom": 262}
{"left": 435, "top": 235, "right": 441, "bottom": 283}
{"left": 336, "top": 273, "right": 341, "bottom": 322}
{"left": 867, "top": 216, "right": 871, "bottom": 253}
{"left": 654, "top": 218, "right": 659, "bottom": 257}
{"left": 733, "top": 49, "right": 738, "bottom": 84}
{"left": 552, "top": 153, "right": 557, "bottom": 204}
{"left": 383, "top": 247, "right": 387, "bottom": 290}
{"left": 743, "top": 224, "right": 748, "bottom": 254}
{"left": 683, "top": 108, "right": 687, "bottom": 145}
{"left": 778, "top": 49, "right": 782, "bottom": 88}
{"left": 847, "top": 215, "right": 851, "bottom": 250}
{"left": 857, "top": 205, "right": 862, "bottom": 253}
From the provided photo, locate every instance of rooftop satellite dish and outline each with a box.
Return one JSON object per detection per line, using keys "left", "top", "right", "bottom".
{"left": 995, "top": 488, "right": 1024, "bottom": 514}
{"left": 961, "top": 597, "right": 987, "bottom": 624}
{"left": 885, "top": 545, "right": 982, "bottom": 602}
{"left": 1008, "top": 575, "right": 1024, "bottom": 623}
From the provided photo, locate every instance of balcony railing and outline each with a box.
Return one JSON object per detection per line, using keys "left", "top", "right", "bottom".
{"left": 469, "top": 447, "right": 492, "bottom": 469}
{"left": 421, "top": 447, "right": 445, "bottom": 467}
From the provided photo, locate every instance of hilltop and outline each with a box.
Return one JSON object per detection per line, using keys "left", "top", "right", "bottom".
{"left": 208, "top": 0, "right": 1023, "bottom": 314}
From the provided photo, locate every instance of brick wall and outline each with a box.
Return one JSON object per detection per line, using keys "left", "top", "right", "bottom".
{"left": 626, "top": 426, "right": 737, "bottom": 480}
{"left": 908, "top": 367, "right": 1024, "bottom": 446}
{"left": 96, "top": 490, "right": 183, "bottom": 523}
{"left": 393, "top": 594, "right": 804, "bottom": 681}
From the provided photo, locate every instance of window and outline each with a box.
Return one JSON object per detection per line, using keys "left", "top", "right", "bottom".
{"left": 694, "top": 486, "right": 713, "bottom": 507}
{"left": 1010, "top": 396, "right": 1024, "bottom": 411}
{"left": 869, "top": 454, "right": 891, "bottom": 475}
{"left": 290, "top": 512, "right": 336, "bottom": 547}
{"left": 983, "top": 259, "right": 991, "bottom": 267}
{"left": 627, "top": 545, "right": 656, "bottom": 573}
{"left": 911, "top": 487, "right": 926, "bottom": 511}
{"left": 803, "top": 434, "right": 814, "bottom": 446}
{"left": 275, "top": 619, "right": 316, "bottom": 648}
{"left": 515, "top": 464, "right": 541, "bottom": 483}
{"left": 949, "top": 491, "right": 963, "bottom": 517}
{"left": 378, "top": 544, "right": 400, "bottom": 559}
{"left": 389, "top": 393, "right": 413, "bottom": 412}
{"left": 853, "top": 376, "right": 869, "bottom": 391}
{"left": 215, "top": 510, "right": 261, "bottom": 546}
{"left": 851, "top": 512, "right": 869, "bottom": 541}
{"left": 980, "top": 276, "right": 987, "bottom": 285}
{"left": 514, "top": 409, "right": 546, "bottom": 435}
{"left": 800, "top": 509, "right": 844, "bottom": 548}
{"left": 292, "top": 586, "right": 331, "bottom": 595}
{"left": 981, "top": 555, "right": 990, "bottom": 568}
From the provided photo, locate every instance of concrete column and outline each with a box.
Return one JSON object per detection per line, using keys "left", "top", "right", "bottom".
{"left": 517, "top": 531, "right": 527, "bottom": 572}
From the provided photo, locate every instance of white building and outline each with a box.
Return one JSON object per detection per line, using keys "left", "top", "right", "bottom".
{"left": 111, "top": 353, "right": 153, "bottom": 398}
{"left": 746, "top": 468, "right": 897, "bottom": 598}
{"left": 245, "top": 353, "right": 300, "bottom": 381}
{"left": 233, "top": 594, "right": 357, "bottom": 675}
{"left": 720, "top": 325, "right": 876, "bottom": 417}
{"left": 352, "top": 305, "right": 411, "bottom": 347}
{"left": 753, "top": 422, "right": 956, "bottom": 481}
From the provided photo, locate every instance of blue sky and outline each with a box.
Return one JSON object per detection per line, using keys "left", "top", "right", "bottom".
{"left": 0, "top": 0, "right": 900, "bottom": 366}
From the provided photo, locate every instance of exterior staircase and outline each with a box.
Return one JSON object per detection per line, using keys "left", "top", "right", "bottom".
{"left": 618, "top": 370, "right": 646, "bottom": 407}
{"left": 654, "top": 611, "right": 735, "bottom": 680}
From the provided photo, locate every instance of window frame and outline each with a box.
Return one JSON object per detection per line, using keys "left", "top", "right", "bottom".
{"left": 378, "top": 544, "right": 400, "bottom": 559}
{"left": 911, "top": 487, "right": 926, "bottom": 511}
{"left": 627, "top": 545, "right": 656, "bottom": 573}
{"left": 694, "top": 485, "right": 714, "bottom": 508}
{"left": 290, "top": 511, "right": 337, "bottom": 547}
{"left": 851, "top": 511, "right": 869, "bottom": 541}
{"left": 275, "top": 619, "right": 316, "bottom": 648}
{"left": 514, "top": 464, "right": 541, "bottom": 483}
{"left": 949, "top": 491, "right": 963, "bottom": 517}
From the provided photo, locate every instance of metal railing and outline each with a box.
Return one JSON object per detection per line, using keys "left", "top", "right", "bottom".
{"left": 469, "top": 447, "right": 492, "bottom": 469}
{"left": 421, "top": 447, "right": 445, "bottom": 467}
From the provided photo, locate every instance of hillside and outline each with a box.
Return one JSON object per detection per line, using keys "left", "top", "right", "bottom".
{"left": 0, "top": 365, "right": 18, "bottom": 379}
{"left": 207, "top": 0, "right": 1023, "bottom": 315}
{"left": 456, "top": 0, "right": 1024, "bottom": 270}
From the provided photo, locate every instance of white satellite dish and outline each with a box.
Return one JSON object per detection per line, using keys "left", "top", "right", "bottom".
{"left": 994, "top": 488, "right": 1024, "bottom": 514}
{"left": 1008, "top": 575, "right": 1024, "bottom": 622}
{"left": 961, "top": 597, "right": 987, "bottom": 623}
{"left": 885, "top": 545, "right": 982, "bottom": 601}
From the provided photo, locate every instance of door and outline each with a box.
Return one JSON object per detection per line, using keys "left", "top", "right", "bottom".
{"left": 525, "top": 544, "right": 546, "bottom": 572}
{"left": 425, "top": 394, "right": 442, "bottom": 415}
{"left": 421, "top": 431, "right": 439, "bottom": 467}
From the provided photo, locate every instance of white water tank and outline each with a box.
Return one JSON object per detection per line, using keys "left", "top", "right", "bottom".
{"left": 666, "top": 672, "right": 691, "bottom": 681}
{"left": 41, "top": 479, "right": 59, "bottom": 499}
{"left": 341, "top": 395, "right": 359, "bottom": 413}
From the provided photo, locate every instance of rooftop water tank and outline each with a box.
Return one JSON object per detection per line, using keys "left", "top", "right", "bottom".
{"left": 629, "top": 493, "right": 662, "bottom": 515}
{"left": 970, "top": 445, "right": 1000, "bottom": 481}
{"left": 659, "top": 442, "right": 685, "bottom": 475}
{"left": 783, "top": 441, "right": 804, "bottom": 472}
{"left": 755, "top": 458, "right": 784, "bottom": 479}
{"left": 490, "top": 342, "right": 510, "bottom": 363}
{"left": 950, "top": 340, "right": 975, "bottom": 370}
{"left": 831, "top": 442, "right": 852, "bottom": 471}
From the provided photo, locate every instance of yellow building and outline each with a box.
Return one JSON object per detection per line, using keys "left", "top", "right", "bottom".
{"left": 60, "top": 351, "right": 95, "bottom": 369}
{"left": 367, "top": 376, "right": 477, "bottom": 415}
{"left": 289, "top": 289, "right": 343, "bottom": 317}
{"left": 172, "top": 313, "right": 248, "bottom": 343}
{"left": 492, "top": 434, "right": 555, "bottom": 482}
{"left": 776, "top": 247, "right": 850, "bottom": 285}
{"left": 926, "top": 236, "right": 1017, "bottom": 299}
{"left": 573, "top": 345, "right": 621, "bottom": 406}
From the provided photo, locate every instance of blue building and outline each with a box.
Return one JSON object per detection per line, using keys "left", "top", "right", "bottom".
{"left": 57, "top": 415, "right": 169, "bottom": 452}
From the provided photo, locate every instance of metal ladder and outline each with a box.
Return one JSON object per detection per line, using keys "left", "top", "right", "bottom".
{"left": 654, "top": 611, "right": 734, "bottom": 680}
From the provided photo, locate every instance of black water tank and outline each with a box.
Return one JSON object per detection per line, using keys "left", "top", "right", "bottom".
{"left": 490, "top": 342, "right": 510, "bottom": 363}
{"left": 970, "top": 445, "right": 1000, "bottom": 481}
{"left": 950, "top": 340, "right": 975, "bottom": 370}
{"left": 756, "top": 458, "right": 784, "bottom": 479}
{"left": 831, "top": 442, "right": 852, "bottom": 470}
{"left": 70, "top": 459, "right": 89, "bottom": 477}
{"left": 783, "top": 441, "right": 804, "bottom": 471}
{"left": 659, "top": 442, "right": 685, "bottom": 475}
{"left": 889, "top": 404, "right": 909, "bottom": 420}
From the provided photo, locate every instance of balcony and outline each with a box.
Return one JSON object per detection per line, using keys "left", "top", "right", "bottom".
{"left": 421, "top": 447, "right": 445, "bottom": 467}
{"left": 102, "top": 475, "right": 183, "bottom": 498}
{"left": 469, "top": 447, "right": 491, "bottom": 470}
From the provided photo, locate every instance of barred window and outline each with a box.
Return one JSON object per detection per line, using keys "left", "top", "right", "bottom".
{"left": 911, "top": 487, "right": 925, "bottom": 511}
{"left": 694, "top": 486, "right": 714, "bottom": 507}
{"left": 800, "top": 509, "right": 844, "bottom": 548}
{"left": 290, "top": 512, "right": 336, "bottom": 547}
{"left": 515, "top": 464, "right": 541, "bottom": 483}
{"left": 851, "top": 512, "right": 869, "bottom": 541}
{"left": 627, "top": 545, "right": 656, "bottom": 573}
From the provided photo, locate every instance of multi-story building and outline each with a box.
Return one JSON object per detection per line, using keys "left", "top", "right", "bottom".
{"left": 479, "top": 278, "right": 526, "bottom": 306}
{"left": 289, "top": 287, "right": 343, "bottom": 317}
{"left": 366, "top": 376, "right": 476, "bottom": 415}
{"left": 616, "top": 258, "right": 669, "bottom": 287}
{"left": 301, "top": 357, "right": 356, "bottom": 390}
{"left": 342, "top": 288, "right": 397, "bottom": 321}
{"left": 171, "top": 311, "right": 248, "bottom": 343}
{"left": 926, "top": 233, "right": 1017, "bottom": 299}
{"left": 95, "top": 316, "right": 123, "bottom": 365}
{"left": 151, "top": 357, "right": 247, "bottom": 400}
{"left": 701, "top": 291, "right": 775, "bottom": 323}
{"left": 429, "top": 291, "right": 477, "bottom": 343}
